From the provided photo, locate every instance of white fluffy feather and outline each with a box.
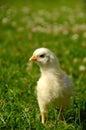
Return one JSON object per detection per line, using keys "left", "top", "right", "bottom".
{"left": 30, "top": 47, "right": 73, "bottom": 123}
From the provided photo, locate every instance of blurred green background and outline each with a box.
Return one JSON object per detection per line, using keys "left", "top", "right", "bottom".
{"left": 0, "top": 0, "right": 86, "bottom": 130}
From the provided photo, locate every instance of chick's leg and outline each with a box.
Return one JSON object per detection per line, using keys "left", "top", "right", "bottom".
{"left": 58, "top": 111, "right": 63, "bottom": 121}
{"left": 41, "top": 113, "right": 45, "bottom": 124}
{"left": 58, "top": 106, "right": 63, "bottom": 121}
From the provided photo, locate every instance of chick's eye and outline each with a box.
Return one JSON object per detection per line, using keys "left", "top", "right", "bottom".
{"left": 39, "top": 54, "right": 45, "bottom": 58}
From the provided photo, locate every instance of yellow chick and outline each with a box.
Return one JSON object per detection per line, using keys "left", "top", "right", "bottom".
{"left": 29, "top": 48, "right": 73, "bottom": 124}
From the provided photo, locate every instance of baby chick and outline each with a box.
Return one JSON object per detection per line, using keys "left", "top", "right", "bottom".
{"left": 29, "top": 48, "right": 73, "bottom": 124}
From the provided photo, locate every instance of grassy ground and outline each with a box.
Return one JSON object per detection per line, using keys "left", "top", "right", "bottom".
{"left": 0, "top": 0, "right": 86, "bottom": 129}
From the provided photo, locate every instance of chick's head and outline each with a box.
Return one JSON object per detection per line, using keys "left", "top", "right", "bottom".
{"left": 29, "top": 48, "right": 58, "bottom": 68}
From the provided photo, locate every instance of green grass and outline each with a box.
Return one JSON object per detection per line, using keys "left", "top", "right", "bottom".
{"left": 0, "top": 0, "right": 86, "bottom": 129}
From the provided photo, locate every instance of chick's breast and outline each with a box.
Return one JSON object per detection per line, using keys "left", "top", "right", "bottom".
{"left": 36, "top": 73, "right": 65, "bottom": 112}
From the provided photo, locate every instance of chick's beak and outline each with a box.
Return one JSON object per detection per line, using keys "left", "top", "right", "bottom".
{"left": 29, "top": 55, "right": 38, "bottom": 61}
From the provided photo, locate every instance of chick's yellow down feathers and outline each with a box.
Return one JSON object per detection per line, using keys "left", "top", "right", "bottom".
{"left": 29, "top": 48, "right": 73, "bottom": 124}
